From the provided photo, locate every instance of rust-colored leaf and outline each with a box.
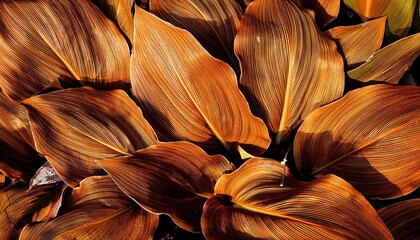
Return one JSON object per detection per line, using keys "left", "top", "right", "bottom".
{"left": 131, "top": 7, "right": 270, "bottom": 155}
{"left": 19, "top": 176, "right": 158, "bottom": 240}
{"left": 294, "top": 84, "right": 420, "bottom": 199}
{"left": 22, "top": 87, "right": 158, "bottom": 187}
{"left": 236, "top": 0, "right": 344, "bottom": 145}
{"left": 0, "top": 0, "right": 130, "bottom": 101}
{"left": 98, "top": 141, "right": 235, "bottom": 232}
{"left": 325, "top": 17, "right": 386, "bottom": 67}
{"left": 347, "top": 33, "right": 420, "bottom": 84}
{"left": 378, "top": 199, "right": 420, "bottom": 240}
{"left": 202, "top": 158, "right": 392, "bottom": 239}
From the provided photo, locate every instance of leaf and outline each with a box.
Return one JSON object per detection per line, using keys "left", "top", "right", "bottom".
{"left": 347, "top": 33, "right": 420, "bottom": 84}
{"left": 325, "top": 17, "right": 386, "bottom": 67}
{"left": 343, "top": 0, "right": 416, "bottom": 41}
{"left": 19, "top": 176, "right": 158, "bottom": 240}
{"left": 29, "top": 162, "right": 63, "bottom": 190}
{"left": 98, "top": 141, "right": 235, "bottom": 232}
{"left": 294, "top": 84, "right": 420, "bottom": 199}
{"left": 22, "top": 87, "right": 158, "bottom": 187}
{"left": 378, "top": 199, "right": 420, "bottom": 240}
{"left": 235, "top": 0, "right": 344, "bottom": 145}
{"left": 30, "top": 184, "right": 67, "bottom": 222}
{"left": 202, "top": 158, "right": 392, "bottom": 239}
{"left": 150, "top": 0, "right": 243, "bottom": 74}
{"left": 130, "top": 7, "right": 270, "bottom": 155}
{"left": 0, "top": 0, "right": 130, "bottom": 101}
{"left": 0, "top": 89, "right": 43, "bottom": 182}
{"left": 300, "top": 0, "right": 341, "bottom": 27}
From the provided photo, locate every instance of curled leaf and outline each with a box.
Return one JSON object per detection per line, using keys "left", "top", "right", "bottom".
{"left": 29, "top": 162, "right": 63, "bottom": 190}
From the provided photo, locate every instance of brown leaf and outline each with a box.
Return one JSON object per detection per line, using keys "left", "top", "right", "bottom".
{"left": 131, "top": 7, "right": 270, "bottom": 155}
{"left": 202, "top": 158, "right": 392, "bottom": 239}
{"left": 22, "top": 87, "right": 158, "bottom": 187}
{"left": 98, "top": 141, "right": 235, "bottom": 232}
{"left": 378, "top": 199, "right": 420, "bottom": 240}
{"left": 294, "top": 84, "right": 420, "bottom": 199}
{"left": 347, "top": 33, "right": 420, "bottom": 84}
{"left": 150, "top": 0, "right": 243, "bottom": 74}
{"left": 0, "top": 0, "right": 130, "bottom": 101}
{"left": 301, "top": 0, "right": 341, "bottom": 26}
{"left": 30, "top": 183, "right": 67, "bottom": 222}
{"left": 19, "top": 176, "right": 158, "bottom": 240}
{"left": 236, "top": 0, "right": 344, "bottom": 145}
{"left": 325, "top": 17, "right": 386, "bottom": 67}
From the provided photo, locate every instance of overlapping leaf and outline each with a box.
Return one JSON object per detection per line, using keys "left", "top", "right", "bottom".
{"left": 347, "top": 33, "right": 420, "bottom": 84}
{"left": 325, "top": 17, "right": 386, "bottom": 67}
{"left": 235, "top": 0, "right": 344, "bottom": 145}
{"left": 98, "top": 141, "right": 235, "bottom": 232}
{"left": 130, "top": 7, "right": 270, "bottom": 155}
{"left": 150, "top": 0, "right": 243, "bottom": 74}
{"left": 202, "top": 158, "right": 392, "bottom": 239}
{"left": 0, "top": 0, "right": 130, "bottom": 101}
{"left": 22, "top": 87, "right": 158, "bottom": 187}
{"left": 297, "top": 0, "right": 341, "bottom": 26}
{"left": 294, "top": 84, "right": 420, "bottom": 199}
{"left": 20, "top": 176, "right": 158, "bottom": 240}
{"left": 378, "top": 199, "right": 420, "bottom": 239}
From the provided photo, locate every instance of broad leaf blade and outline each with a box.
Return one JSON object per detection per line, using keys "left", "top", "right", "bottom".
{"left": 98, "top": 141, "right": 235, "bottom": 232}
{"left": 202, "top": 158, "right": 392, "bottom": 239}
{"left": 131, "top": 7, "right": 270, "bottom": 155}
{"left": 236, "top": 0, "right": 344, "bottom": 145}
{"left": 19, "top": 176, "right": 158, "bottom": 240}
{"left": 23, "top": 87, "right": 158, "bottom": 187}
{"left": 0, "top": 0, "right": 130, "bottom": 101}
{"left": 294, "top": 84, "right": 420, "bottom": 199}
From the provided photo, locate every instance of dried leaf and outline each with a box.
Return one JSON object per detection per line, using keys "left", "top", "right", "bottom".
{"left": 236, "top": 0, "right": 344, "bottom": 145}
{"left": 30, "top": 184, "right": 67, "bottom": 222}
{"left": 23, "top": 87, "right": 158, "bottom": 187}
{"left": 294, "top": 84, "right": 420, "bottom": 199}
{"left": 0, "top": 0, "right": 130, "bottom": 101}
{"left": 202, "top": 158, "right": 392, "bottom": 239}
{"left": 325, "top": 17, "right": 386, "bottom": 67}
{"left": 98, "top": 141, "right": 235, "bottom": 232}
{"left": 131, "top": 7, "right": 270, "bottom": 155}
{"left": 347, "top": 33, "right": 420, "bottom": 84}
{"left": 20, "top": 176, "right": 158, "bottom": 240}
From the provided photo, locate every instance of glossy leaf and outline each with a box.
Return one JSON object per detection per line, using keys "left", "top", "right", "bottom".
{"left": 23, "top": 87, "right": 158, "bottom": 187}
{"left": 0, "top": 89, "right": 42, "bottom": 182}
{"left": 294, "top": 84, "right": 420, "bottom": 199}
{"left": 130, "top": 7, "right": 270, "bottom": 155}
{"left": 0, "top": 0, "right": 130, "bottom": 101}
{"left": 98, "top": 141, "right": 235, "bottom": 232}
{"left": 325, "top": 17, "right": 386, "bottom": 67}
{"left": 20, "top": 176, "right": 158, "bottom": 240}
{"left": 202, "top": 158, "right": 392, "bottom": 239}
{"left": 378, "top": 199, "right": 420, "bottom": 240}
{"left": 347, "top": 33, "right": 420, "bottom": 84}
{"left": 236, "top": 0, "right": 344, "bottom": 145}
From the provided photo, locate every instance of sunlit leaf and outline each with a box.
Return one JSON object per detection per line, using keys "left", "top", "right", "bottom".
{"left": 294, "top": 84, "right": 420, "bottom": 199}
{"left": 325, "top": 17, "right": 386, "bottom": 67}
{"left": 297, "top": 0, "right": 341, "bottom": 26}
{"left": 98, "top": 141, "right": 235, "bottom": 232}
{"left": 236, "top": 0, "right": 344, "bottom": 146}
{"left": 131, "top": 7, "right": 270, "bottom": 155}
{"left": 347, "top": 33, "right": 420, "bottom": 84}
{"left": 202, "top": 158, "right": 392, "bottom": 239}
{"left": 0, "top": 0, "right": 130, "bottom": 101}
{"left": 20, "top": 176, "right": 158, "bottom": 240}
{"left": 22, "top": 87, "right": 158, "bottom": 187}
{"left": 378, "top": 199, "right": 420, "bottom": 240}
{"left": 30, "top": 184, "right": 67, "bottom": 222}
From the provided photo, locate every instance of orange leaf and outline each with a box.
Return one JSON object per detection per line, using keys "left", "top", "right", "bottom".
{"left": 130, "top": 7, "right": 270, "bottom": 155}
{"left": 325, "top": 17, "right": 386, "bottom": 67}
{"left": 98, "top": 141, "right": 235, "bottom": 232}
{"left": 294, "top": 84, "right": 420, "bottom": 199}
{"left": 19, "top": 176, "right": 158, "bottom": 240}
{"left": 301, "top": 0, "right": 341, "bottom": 26}
{"left": 23, "top": 87, "right": 158, "bottom": 187}
{"left": 378, "top": 199, "right": 420, "bottom": 240}
{"left": 235, "top": 0, "right": 344, "bottom": 145}
{"left": 0, "top": 0, "right": 130, "bottom": 101}
{"left": 202, "top": 158, "right": 392, "bottom": 239}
